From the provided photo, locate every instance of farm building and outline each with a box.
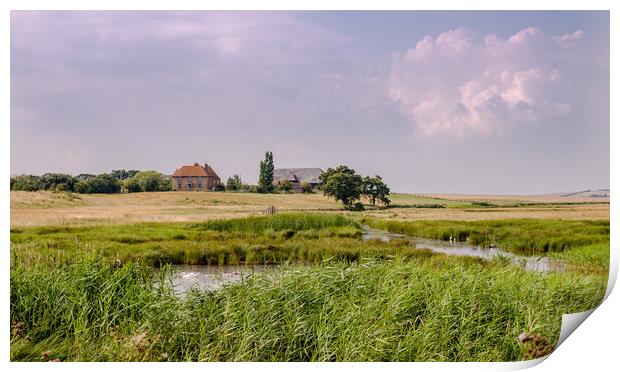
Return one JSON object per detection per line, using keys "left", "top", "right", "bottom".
{"left": 171, "top": 162, "right": 221, "bottom": 191}
{"left": 273, "top": 168, "right": 323, "bottom": 192}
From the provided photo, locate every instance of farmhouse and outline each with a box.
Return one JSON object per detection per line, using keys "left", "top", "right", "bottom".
{"left": 273, "top": 168, "right": 323, "bottom": 191}
{"left": 171, "top": 162, "right": 221, "bottom": 191}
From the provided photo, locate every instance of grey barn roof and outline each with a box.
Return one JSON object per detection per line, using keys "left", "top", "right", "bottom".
{"left": 273, "top": 168, "right": 323, "bottom": 184}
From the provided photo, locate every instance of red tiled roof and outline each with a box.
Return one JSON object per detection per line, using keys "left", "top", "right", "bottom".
{"left": 172, "top": 163, "right": 220, "bottom": 178}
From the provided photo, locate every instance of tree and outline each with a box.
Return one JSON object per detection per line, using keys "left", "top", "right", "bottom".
{"left": 258, "top": 151, "right": 274, "bottom": 193}
{"left": 319, "top": 165, "right": 363, "bottom": 206}
{"left": 10, "top": 175, "right": 42, "bottom": 191}
{"left": 76, "top": 174, "right": 96, "bottom": 181}
{"left": 226, "top": 174, "right": 243, "bottom": 191}
{"left": 111, "top": 170, "right": 139, "bottom": 181}
{"left": 10, "top": 173, "right": 78, "bottom": 192}
{"left": 362, "top": 175, "right": 391, "bottom": 206}
{"left": 75, "top": 174, "right": 120, "bottom": 194}
{"left": 124, "top": 177, "right": 142, "bottom": 193}
{"left": 40, "top": 173, "right": 77, "bottom": 192}
{"left": 123, "top": 171, "right": 171, "bottom": 192}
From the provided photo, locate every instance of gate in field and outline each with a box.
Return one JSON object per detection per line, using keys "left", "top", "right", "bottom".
{"left": 264, "top": 205, "right": 277, "bottom": 216}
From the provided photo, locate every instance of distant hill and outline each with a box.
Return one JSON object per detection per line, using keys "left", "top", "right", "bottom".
{"left": 558, "top": 189, "right": 610, "bottom": 198}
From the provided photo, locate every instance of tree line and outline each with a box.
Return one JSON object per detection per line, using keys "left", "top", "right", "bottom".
{"left": 10, "top": 170, "right": 171, "bottom": 194}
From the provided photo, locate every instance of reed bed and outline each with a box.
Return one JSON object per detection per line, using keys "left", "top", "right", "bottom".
{"left": 362, "top": 218, "right": 609, "bottom": 253}
{"left": 189, "top": 213, "right": 360, "bottom": 234}
{"left": 10, "top": 214, "right": 403, "bottom": 267}
{"left": 10, "top": 254, "right": 605, "bottom": 362}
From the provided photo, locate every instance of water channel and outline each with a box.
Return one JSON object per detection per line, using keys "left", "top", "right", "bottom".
{"left": 361, "top": 227, "right": 562, "bottom": 272}
{"left": 156, "top": 227, "right": 562, "bottom": 295}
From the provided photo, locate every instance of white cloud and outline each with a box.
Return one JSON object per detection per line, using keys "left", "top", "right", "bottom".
{"left": 387, "top": 27, "right": 588, "bottom": 138}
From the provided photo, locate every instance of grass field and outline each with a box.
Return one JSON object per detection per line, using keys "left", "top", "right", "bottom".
{"left": 10, "top": 191, "right": 609, "bottom": 226}
{"left": 9, "top": 192, "right": 610, "bottom": 362}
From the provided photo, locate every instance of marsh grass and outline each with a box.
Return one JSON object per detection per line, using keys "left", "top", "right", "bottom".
{"left": 362, "top": 218, "right": 609, "bottom": 253}
{"left": 10, "top": 214, "right": 405, "bottom": 267}
{"left": 10, "top": 254, "right": 606, "bottom": 362}
{"left": 10, "top": 213, "right": 609, "bottom": 361}
{"left": 549, "top": 243, "right": 610, "bottom": 274}
{"left": 189, "top": 213, "right": 359, "bottom": 234}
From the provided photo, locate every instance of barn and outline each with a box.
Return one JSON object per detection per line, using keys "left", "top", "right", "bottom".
{"left": 273, "top": 168, "right": 323, "bottom": 192}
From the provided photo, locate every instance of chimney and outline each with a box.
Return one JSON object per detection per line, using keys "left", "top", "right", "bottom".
{"left": 194, "top": 162, "right": 199, "bottom": 166}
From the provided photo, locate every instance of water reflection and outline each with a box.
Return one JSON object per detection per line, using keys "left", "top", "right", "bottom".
{"left": 154, "top": 264, "right": 276, "bottom": 295}
{"left": 362, "top": 227, "right": 563, "bottom": 272}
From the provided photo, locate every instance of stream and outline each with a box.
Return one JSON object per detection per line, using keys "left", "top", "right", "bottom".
{"left": 361, "top": 226, "right": 563, "bottom": 273}
{"left": 156, "top": 227, "right": 563, "bottom": 295}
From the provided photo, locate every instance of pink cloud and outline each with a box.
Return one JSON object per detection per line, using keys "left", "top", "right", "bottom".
{"left": 388, "top": 27, "right": 585, "bottom": 138}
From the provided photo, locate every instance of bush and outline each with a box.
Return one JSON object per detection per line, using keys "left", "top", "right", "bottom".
{"left": 301, "top": 182, "right": 314, "bottom": 193}
{"left": 242, "top": 184, "right": 259, "bottom": 193}
{"left": 54, "top": 184, "right": 70, "bottom": 192}
{"left": 226, "top": 175, "right": 243, "bottom": 191}
{"left": 214, "top": 183, "right": 226, "bottom": 192}
{"left": 277, "top": 180, "right": 293, "bottom": 192}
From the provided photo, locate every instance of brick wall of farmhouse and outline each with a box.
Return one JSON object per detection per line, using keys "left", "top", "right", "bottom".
{"left": 172, "top": 176, "right": 220, "bottom": 191}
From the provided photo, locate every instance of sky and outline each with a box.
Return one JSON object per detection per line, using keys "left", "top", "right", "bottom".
{"left": 10, "top": 11, "right": 610, "bottom": 194}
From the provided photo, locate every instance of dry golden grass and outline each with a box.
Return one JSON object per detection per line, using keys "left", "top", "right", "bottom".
{"left": 420, "top": 193, "right": 610, "bottom": 204}
{"left": 359, "top": 204, "right": 610, "bottom": 222}
{"left": 10, "top": 190, "right": 609, "bottom": 226}
{"left": 10, "top": 191, "right": 341, "bottom": 226}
